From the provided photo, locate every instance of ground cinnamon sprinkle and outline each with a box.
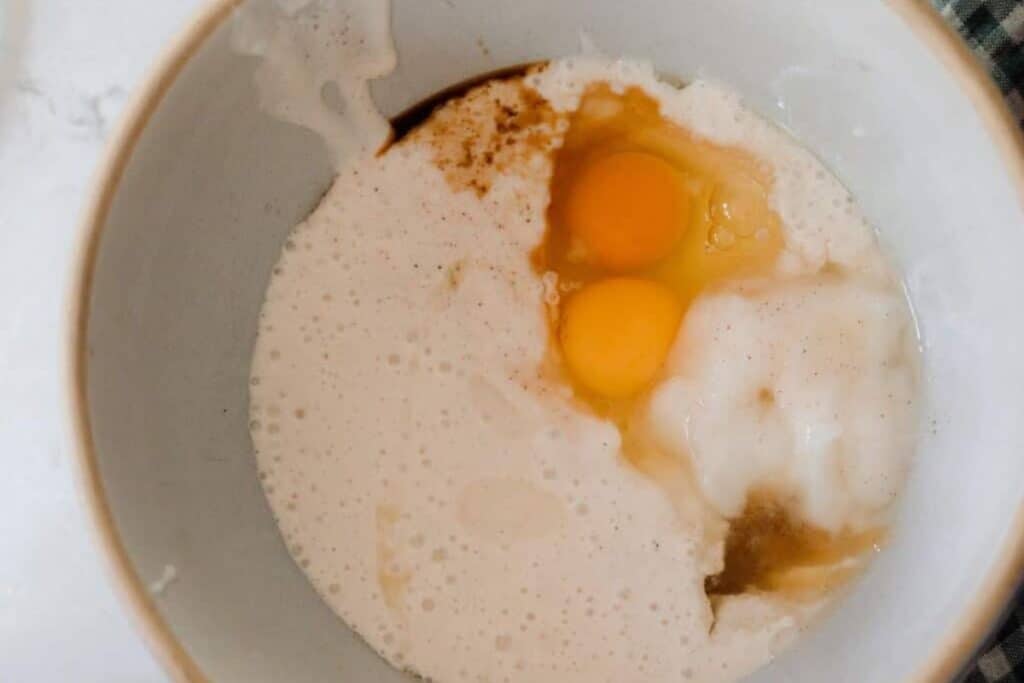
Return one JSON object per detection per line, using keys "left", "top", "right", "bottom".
{"left": 405, "top": 67, "right": 563, "bottom": 196}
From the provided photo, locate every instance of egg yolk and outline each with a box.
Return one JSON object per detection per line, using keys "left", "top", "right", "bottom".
{"left": 564, "top": 151, "right": 688, "bottom": 271}
{"left": 560, "top": 278, "right": 682, "bottom": 399}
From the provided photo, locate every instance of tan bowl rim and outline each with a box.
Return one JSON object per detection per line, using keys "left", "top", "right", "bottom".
{"left": 65, "top": 1, "right": 1024, "bottom": 681}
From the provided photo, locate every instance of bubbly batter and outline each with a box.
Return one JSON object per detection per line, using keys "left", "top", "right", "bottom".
{"left": 249, "top": 56, "right": 919, "bottom": 683}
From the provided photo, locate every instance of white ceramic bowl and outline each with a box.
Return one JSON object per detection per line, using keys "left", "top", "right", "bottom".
{"left": 69, "top": 1, "right": 1024, "bottom": 681}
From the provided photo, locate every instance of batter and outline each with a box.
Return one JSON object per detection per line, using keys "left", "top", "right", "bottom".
{"left": 249, "top": 55, "right": 919, "bottom": 683}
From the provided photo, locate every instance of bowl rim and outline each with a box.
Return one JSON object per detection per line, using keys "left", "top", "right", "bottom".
{"left": 65, "top": 1, "right": 1024, "bottom": 681}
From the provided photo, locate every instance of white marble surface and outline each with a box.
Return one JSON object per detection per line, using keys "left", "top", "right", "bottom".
{"left": 0, "top": 1, "right": 205, "bottom": 680}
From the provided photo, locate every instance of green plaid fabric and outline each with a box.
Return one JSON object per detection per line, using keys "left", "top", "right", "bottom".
{"left": 931, "top": 3, "right": 1024, "bottom": 678}
{"left": 934, "top": 0, "right": 1024, "bottom": 124}
{"left": 963, "top": 589, "right": 1024, "bottom": 682}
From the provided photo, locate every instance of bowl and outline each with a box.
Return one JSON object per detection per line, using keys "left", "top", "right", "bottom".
{"left": 68, "top": 1, "right": 1024, "bottom": 681}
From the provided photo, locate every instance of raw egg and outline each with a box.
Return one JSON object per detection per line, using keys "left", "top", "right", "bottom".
{"left": 537, "top": 84, "right": 785, "bottom": 406}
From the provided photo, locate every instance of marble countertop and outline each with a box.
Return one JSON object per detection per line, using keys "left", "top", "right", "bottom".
{"left": 0, "top": 1, "right": 204, "bottom": 680}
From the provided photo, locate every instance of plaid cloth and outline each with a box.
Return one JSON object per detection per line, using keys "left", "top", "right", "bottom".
{"left": 932, "top": 2, "right": 1024, "bottom": 679}
{"left": 935, "top": 0, "right": 1024, "bottom": 123}
{"left": 968, "top": 592, "right": 1024, "bottom": 682}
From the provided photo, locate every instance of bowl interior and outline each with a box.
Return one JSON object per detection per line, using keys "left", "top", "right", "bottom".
{"left": 81, "top": 1, "right": 1024, "bottom": 681}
